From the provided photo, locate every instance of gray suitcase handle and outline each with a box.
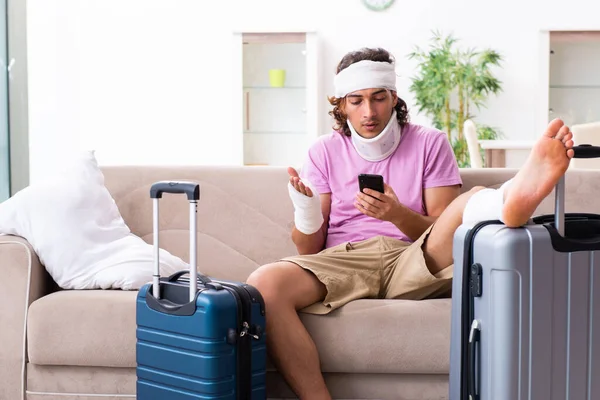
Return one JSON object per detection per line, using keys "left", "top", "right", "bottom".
{"left": 150, "top": 181, "right": 200, "bottom": 302}
{"left": 150, "top": 181, "right": 200, "bottom": 201}
{"left": 554, "top": 145, "right": 600, "bottom": 236}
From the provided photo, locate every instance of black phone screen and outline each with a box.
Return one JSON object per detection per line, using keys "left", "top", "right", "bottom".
{"left": 358, "top": 174, "right": 384, "bottom": 194}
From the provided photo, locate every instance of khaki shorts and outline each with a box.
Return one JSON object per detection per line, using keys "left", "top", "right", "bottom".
{"left": 280, "top": 224, "right": 453, "bottom": 315}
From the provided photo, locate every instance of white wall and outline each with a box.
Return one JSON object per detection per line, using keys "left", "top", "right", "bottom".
{"left": 26, "top": 0, "right": 600, "bottom": 183}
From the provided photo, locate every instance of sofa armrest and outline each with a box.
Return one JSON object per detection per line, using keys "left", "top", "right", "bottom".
{"left": 0, "top": 235, "right": 55, "bottom": 400}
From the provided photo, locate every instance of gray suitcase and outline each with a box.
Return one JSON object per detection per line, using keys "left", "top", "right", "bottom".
{"left": 449, "top": 144, "right": 600, "bottom": 400}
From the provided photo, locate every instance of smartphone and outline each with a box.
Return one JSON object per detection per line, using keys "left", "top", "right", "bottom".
{"left": 358, "top": 173, "right": 384, "bottom": 194}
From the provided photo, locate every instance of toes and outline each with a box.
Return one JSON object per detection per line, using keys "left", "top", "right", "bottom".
{"left": 545, "top": 118, "right": 565, "bottom": 137}
{"left": 567, "top": 148, "right": 575, "bottom": 159}
{"left": 565, "top": 139, "right": 574, "bottom": 149}
{"left": 555, "top": 124, "right": 569, "bottom": 141}
{"left": 563, "top": 132, "right": 573, "bottom": 145}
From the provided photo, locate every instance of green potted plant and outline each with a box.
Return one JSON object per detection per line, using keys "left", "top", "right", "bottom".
{"left": 407, "top": 31, "right": 504, "bottom": 167}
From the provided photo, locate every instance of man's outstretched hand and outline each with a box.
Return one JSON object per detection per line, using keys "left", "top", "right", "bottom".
{"left": 287, "top": 167, "right": 323, "bottom": 235}
{"left": 288, "top": 167, "right": 313, "bottom": 197}
{"left": 355, "top": 183, "right": 402, "bottom": 222}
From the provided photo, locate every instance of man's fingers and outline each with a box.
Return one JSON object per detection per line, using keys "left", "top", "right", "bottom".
{"left": 357, "top": 192, "right": 380, "bottom": 207}
{"left": 355, "top": 200, "right": 367, "bottom": 212}
{"left": 290, "top": 177, "right": 301, "bottom": 193}
{"left": 298, "top": 181, "right": 308, "bottom": 196}
{"left": 289, "top": 177, "right": 312, "bottom": 197}
{"left": 355, "top": 200, "right": 376, "bottom": 218}
{"left": 356, "top": 196, "right": 379, "bottom": 212}
{"left": 289, "top": 174, "right": 314, "bottom": 197}
{"left": 299, "top": 182, "right": 314, "bottom": 197}
{"left": 363, "top": 188, "right": 384, "bottom": 200}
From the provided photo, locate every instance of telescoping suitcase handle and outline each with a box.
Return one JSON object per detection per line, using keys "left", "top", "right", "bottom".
{"left": 150, "top": 181, "right": 200, "bottom": 302}
{"left": 554, "top": 144, "right": 600, "bottom": 236}
{"left": 150, "top": 181, "right": 200, "bottom": 201}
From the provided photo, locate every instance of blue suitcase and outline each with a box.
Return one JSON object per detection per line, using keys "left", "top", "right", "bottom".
{"left": 136, "top": 181, "right": 267, "bottom": 400}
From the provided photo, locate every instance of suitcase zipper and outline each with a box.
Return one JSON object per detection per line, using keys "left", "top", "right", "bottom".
{"left": 166, "top": 277, "right": 252, "bottom": 397}
{"left": 216, "top": 281, "right": 254, "bottom": 400}
{"left": 240, "top": 284, "right": 266, "bottom": 342}
{"left": 240, "top": 284, "right": 266, "bottom": 316}
{"left": 461, "top": 220, "right": 500, "bottom": 400}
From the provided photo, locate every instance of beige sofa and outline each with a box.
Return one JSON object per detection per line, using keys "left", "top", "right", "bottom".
{"left": 2, "top": 166, "right": 600, "bottom": 400}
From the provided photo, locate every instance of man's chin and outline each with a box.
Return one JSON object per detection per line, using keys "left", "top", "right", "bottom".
{"left": 358, "top": 128, "right": 382, "bottom": 139}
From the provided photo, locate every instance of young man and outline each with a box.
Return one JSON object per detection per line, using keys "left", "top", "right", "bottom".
{"left": 246, "top": 48, "right": 575, "bottom": 400}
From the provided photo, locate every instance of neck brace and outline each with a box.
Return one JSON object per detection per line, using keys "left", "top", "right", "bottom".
{"left": 348, "top": 110, "right": 402, "bottom": 162}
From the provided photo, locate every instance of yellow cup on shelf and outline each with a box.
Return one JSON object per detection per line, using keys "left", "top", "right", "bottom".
{"left": 268, "top": 69, "right": 286, "bottom": 87}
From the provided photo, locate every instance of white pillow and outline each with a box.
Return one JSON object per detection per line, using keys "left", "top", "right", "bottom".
{"left": 0, "top": 151, "right": 190, "bottom": 290}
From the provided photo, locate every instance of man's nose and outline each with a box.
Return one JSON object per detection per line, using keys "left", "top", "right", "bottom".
{"left": 364, "top": 100, "right": 377, "bottom": 118}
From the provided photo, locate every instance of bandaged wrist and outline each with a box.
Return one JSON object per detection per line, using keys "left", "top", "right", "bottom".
{"left": 287, "top": 181, "right": 324, "bottom": 235}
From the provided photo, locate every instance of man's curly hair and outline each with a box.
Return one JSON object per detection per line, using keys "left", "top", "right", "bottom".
{"left": 328, "top": 48, "right": 410, "bottom": 137}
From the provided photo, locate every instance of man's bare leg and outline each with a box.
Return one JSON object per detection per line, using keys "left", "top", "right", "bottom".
{"left": 246, "top": 262, "right": 331, "bottom": 400}
{"left": 422, "top": 118, "right": 575, "bottom": 274}
{"left": 421, "top": 186, "right": 486, "bottom": 274}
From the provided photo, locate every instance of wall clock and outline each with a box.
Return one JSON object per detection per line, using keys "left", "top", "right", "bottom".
{"left": 362, "top": 0, "right": 395, "bottom": 11}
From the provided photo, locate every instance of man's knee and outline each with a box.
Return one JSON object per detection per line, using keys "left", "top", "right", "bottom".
{"left": 459, "top": 185, "right": 487, "bottom": 204}
{"left": 469, "top": 185, "right": 487, "bottom": 194}
{"left": 246, "top": 261, "right": 325, "bottom": 311}
{"left": 247, "top": 262, "right": 296, "bottom": 307}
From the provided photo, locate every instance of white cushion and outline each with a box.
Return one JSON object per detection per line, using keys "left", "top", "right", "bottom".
{"left": 0, "top": 151, "right": 189, "bottom": 290}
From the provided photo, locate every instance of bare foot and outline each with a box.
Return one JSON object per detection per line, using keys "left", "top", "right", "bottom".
{"left": 501, "top": 118, "right": 575, "bottom": 227}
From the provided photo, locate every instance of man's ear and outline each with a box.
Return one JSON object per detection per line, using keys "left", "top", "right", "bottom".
{"left": 391, "top": 90, "right": 398, "bottom": 107}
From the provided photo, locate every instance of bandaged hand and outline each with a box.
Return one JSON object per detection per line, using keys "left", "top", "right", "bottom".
{"left": 287, "top": 167, "right": 324, "bottom": 235}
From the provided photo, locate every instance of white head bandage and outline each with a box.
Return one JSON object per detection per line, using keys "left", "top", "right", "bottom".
{"left": 333, "top": 60, "right": 397, "bottom": 98}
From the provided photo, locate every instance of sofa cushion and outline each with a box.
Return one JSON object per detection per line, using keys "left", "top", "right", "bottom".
{"left": 27, "top": 289, "right": 451, "bottom": 374}
{"left": 28, "top": 290, "right": 138, "bottom": 368}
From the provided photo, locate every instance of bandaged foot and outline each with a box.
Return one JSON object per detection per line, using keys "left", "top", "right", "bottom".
{"left": 288, "top": 179, "right": 324, "bottom": 235}
{"left": 462, "top": 180, "right": 513, "bottom": 226}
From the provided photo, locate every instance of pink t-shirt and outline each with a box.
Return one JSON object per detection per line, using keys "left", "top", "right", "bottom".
{"left": 300, "top": 123, "right": 462, "bottom": 249}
